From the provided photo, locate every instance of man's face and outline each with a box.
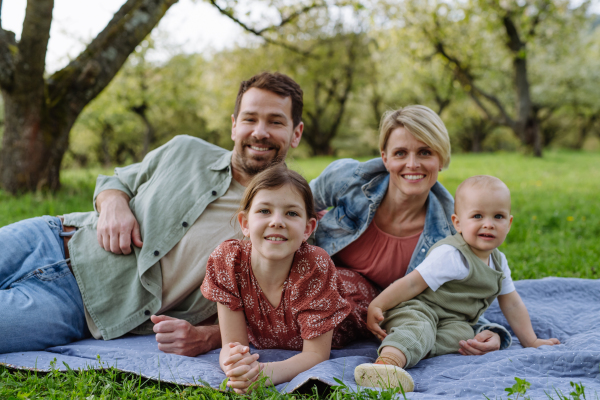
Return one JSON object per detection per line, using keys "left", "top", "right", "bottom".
{"left": 231, "top": 88, "right": 303, "bottom": 179}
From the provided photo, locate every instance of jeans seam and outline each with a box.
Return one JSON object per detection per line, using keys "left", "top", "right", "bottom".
{"left": 11, "top": 260, "right": 71, "bottom": 285}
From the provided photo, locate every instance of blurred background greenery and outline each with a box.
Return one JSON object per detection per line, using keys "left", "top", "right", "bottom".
{"left": 2, "top": 0, "right": 598, "bottom": 172}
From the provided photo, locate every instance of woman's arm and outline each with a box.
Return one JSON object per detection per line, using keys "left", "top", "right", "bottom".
{"left": 498, "top": 291, "right": 560, "bottom": 348}
{"left": 259, "top": 331, "right": 333, "bottom": 386}
{"left": 367, "top": 270, "right": 429, "bottom": 339}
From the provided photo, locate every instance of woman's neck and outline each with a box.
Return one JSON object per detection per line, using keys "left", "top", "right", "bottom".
{"left": 373, "top": 183, "right": 429, "bottom": 238}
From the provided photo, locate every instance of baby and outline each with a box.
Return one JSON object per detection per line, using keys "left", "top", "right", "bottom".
{"left": 355, "top": 175, "right": 560, "bottom": 392}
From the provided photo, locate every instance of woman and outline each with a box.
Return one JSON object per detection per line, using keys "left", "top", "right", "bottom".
{"left": 310, "top": 105, "right": 510, "bottom": 354}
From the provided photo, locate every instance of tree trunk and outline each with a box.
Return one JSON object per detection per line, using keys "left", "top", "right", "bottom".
{"left": 0, "top": 89, "right": 74, "bottom": 191}
{"left": 0, "top": 0, "right": 179, "bottom": 194}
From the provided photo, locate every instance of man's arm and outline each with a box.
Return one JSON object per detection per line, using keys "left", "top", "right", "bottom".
{"left": 151, "top": 314, "right": 222, "bottom": 357}
{"left": 96, "top": 189, "right": 143, "bottom": 254}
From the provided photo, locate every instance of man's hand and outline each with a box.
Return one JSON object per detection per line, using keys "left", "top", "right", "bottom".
{"left": 458, "top": 330, "right": 501, "bottom": 356}
{"left": 152, "top": 315, "right": 221, "bottom": 357}
{"left": 96, "top": 189, "right": 143, "bottom": 254}
{"left": 366, "top": 304, "right": 387, "bottom": 341}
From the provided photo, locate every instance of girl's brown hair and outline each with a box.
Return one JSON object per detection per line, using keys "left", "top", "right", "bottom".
{"left": 238, "top": 163, "right": 317, "bottom": 221}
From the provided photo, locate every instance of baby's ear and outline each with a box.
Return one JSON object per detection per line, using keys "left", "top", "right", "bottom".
{"left": 451, "top": 214, "right": 461, "bottom": 233}
{"left": 507, "top": 215, "right": 513, "bottom": 230}
{"left": 303, "top": 218, "right": 317, "bottom": 241}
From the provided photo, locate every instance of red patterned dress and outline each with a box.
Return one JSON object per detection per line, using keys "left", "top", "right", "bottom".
{"left": 201, "top": 240, "right": 378, "bottom": 350}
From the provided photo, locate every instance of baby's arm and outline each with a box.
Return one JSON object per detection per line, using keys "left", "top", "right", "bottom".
{"left": 217, "top": 303, "right": 261, "bottom": 393}
{"left": 259, "top": 330, "right": 333, "bottom": 386}
{"left": 367, "top": 270, "right": 429, "bottom": 339}
{"left": 498, "top": 291, "right": 560, "bottom": 348}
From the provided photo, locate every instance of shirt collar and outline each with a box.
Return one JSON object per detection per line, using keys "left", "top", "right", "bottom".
{"left": 209, "top": 151, "right": 233, "bottom": 171}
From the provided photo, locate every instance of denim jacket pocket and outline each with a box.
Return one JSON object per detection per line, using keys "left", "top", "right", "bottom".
{"left": 333, "top": 206, "right": 358, "bottom": 232}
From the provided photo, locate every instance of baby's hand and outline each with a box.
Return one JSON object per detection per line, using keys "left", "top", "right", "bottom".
{"left": 366, "top": 304, "right": 387, "bottom": 341}
{"left": 530, "top": 338, "right": 560, "bottom": 348}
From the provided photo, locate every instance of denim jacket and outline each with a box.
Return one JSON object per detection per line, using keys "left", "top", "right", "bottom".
{"left": 310, "top": 157, "right": 512, "bottom": 349}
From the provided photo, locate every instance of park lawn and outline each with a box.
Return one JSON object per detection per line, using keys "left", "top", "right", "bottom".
{"left": 1, "top": 150, "right": 599, "bottom": 399}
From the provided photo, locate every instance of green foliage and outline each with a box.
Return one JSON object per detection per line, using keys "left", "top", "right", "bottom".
{"left": 505, "top": 377, "right": 532, "bottom": 399}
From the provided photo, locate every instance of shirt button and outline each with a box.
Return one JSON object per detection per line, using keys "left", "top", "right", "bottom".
{"left": 421, "top": 248, "right": 426, "bottom": 253}
{"left": 182, "top": 221, "right": 189, "bottom": 227}
{"left": 154, "top": 250, "right": 160, "bottom": 256}
{"left": 211, "top": 190, "right": 217, "bottom": 196}
{"left": 144, "top": 310, "right": 150, "bottom": 316}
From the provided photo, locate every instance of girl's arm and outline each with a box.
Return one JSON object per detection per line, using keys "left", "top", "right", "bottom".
{"left": 498, "top": 291, "right": 560, "bottom": 348}
{"left": 259, "top": 330, "right": 333, "bottom": 386}
{"left": 217, "top": 303, "right": 261, "bottom": 393}
{"left": 367, "top": 270, "right": 429, "bottom": 339}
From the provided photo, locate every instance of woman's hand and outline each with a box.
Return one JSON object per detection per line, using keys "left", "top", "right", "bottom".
{"left": 458, "top": 330, "right": 501, "bottom": 356}
{"left": 366, "top": 304, "right": 387, "bottom": 341}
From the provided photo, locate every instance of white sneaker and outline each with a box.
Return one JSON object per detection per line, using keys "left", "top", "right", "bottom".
{"left": 354, "top": 363, "right": 415, "bottom": 392}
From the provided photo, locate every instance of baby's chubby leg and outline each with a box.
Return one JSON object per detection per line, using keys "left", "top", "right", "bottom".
{"left": 355, "top": 300, "right": 438, "bottom": 391}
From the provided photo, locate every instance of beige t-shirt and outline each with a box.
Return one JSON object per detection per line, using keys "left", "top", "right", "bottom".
{"left": 86, "top": 178, "right": 245, "bottom": 339}
{"left": 158, "top": 178, "right": 245, "bottom": 313}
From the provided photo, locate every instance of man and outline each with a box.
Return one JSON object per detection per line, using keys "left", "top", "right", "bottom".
{"left": 0, "top": 72, "right": 304, "bottom": 356}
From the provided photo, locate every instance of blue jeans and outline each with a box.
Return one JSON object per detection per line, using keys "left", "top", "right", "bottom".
{"left": 0, "top": 216, "right": 90, "bottom": 353}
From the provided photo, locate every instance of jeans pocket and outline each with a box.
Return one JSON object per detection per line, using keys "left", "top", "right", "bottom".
{"left": 30, "top": 261, "right": 71, "bottom": 282}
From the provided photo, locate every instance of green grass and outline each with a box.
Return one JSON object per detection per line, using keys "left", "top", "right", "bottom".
{"left": 1, "top": 151, "right": 599, "bottom": 398}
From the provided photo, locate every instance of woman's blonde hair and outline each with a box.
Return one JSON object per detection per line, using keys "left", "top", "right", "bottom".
{"left": 378, "top": 105, "right": 451, "bottom": 169}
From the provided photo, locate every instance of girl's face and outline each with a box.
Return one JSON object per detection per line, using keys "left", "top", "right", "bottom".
{"left": 238, "top": 185, "right": 317, "bottom": 264}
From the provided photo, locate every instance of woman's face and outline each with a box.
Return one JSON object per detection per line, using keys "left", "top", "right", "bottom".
{"left": 381, "top": 127, "right": 441, "bottom": 199}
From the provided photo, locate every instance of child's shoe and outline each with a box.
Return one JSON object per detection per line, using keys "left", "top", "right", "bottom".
{"left": 354, "top": 363, "right": 415, "bottom": 392}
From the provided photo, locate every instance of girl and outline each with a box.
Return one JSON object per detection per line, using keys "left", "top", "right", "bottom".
{"left": 200, "top": 163, "right": 377, "bottom": 393}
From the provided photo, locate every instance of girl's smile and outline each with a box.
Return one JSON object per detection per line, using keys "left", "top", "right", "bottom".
{"left": 239, "top": 184, "right": 317, "bottom": 267}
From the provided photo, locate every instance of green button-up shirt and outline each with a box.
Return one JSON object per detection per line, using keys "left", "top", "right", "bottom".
{"left": 63, "top": 136, "right": 234, "bottom": 340}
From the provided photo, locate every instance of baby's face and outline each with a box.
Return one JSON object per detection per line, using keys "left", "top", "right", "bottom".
{"left": 452, "top": 185, "right": 513, "bottom": 260}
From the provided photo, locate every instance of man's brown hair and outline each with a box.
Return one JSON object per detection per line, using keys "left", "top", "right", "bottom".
{"left": 234, "top": 72, "right": 304, "bottom": 128}
{"left": 238, "top": 163, "right": 317, "bottom": 221}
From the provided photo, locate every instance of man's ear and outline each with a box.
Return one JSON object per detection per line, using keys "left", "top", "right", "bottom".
{"left": 451, "top": 214, "right": 461, "bottom": 233}
{"left": 290, "top": 121, "right": 304, "bottom": 148}
{"left": 231, "top": 114, "right": 237, "bottom": 141}
{"left": 303, "top": 217, "right": 317, "bottom": 241}
{"left": 238, "top": 211, "right": 250, "bottom": 237}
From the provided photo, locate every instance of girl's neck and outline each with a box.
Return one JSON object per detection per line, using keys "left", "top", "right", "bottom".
{"left": 250, "top": 247, "right": 294, "bottom": 306}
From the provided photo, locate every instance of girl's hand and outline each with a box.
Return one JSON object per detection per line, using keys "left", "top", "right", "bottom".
{"left": 529, "top": 338, "right": 560, "bottom": 348}
{"left": 223, "top": 342, "right": 259, "bottom": 377}
{"left": 226, "top": 362, "right": 263, "bottom": 394}
{"left": 366, "top": 304, "right": 387, "bottom": 340}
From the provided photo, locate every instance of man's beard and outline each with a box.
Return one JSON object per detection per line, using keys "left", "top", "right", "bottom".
{"left": 235, "top": 139, "right": 285, "bottom": 177}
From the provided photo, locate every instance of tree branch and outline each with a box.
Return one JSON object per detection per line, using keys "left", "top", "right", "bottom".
{"left": 14, "top": 0, "right": 53, "bottom": 94}
{"left": 206, "top": 0, "right": 322, "bottom": 57}
{"left": 47, "top": 0, "right": 178, "bottom": 111}
{"left": 425, "top": 24, "right": 514, "bottom": 127}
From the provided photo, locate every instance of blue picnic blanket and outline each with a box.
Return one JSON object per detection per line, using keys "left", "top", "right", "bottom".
{"left": 2, "top": 277, "right": 600, "bottom": 399}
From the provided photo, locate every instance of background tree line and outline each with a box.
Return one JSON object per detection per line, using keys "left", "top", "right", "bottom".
{"left": 1, "top": 0, "right": 599, "bottom": 192}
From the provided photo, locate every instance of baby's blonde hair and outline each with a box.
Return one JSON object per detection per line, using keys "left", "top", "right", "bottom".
{"left": 454, "top": 175, "right": 511, "bottom": 214}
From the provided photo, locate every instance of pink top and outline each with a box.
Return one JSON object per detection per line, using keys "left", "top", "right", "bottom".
{"left": 201, "top": 240, "right": 376, "bottom": 350}
{"left": 334, "top": 220, "right": 422, "bottom": 289}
